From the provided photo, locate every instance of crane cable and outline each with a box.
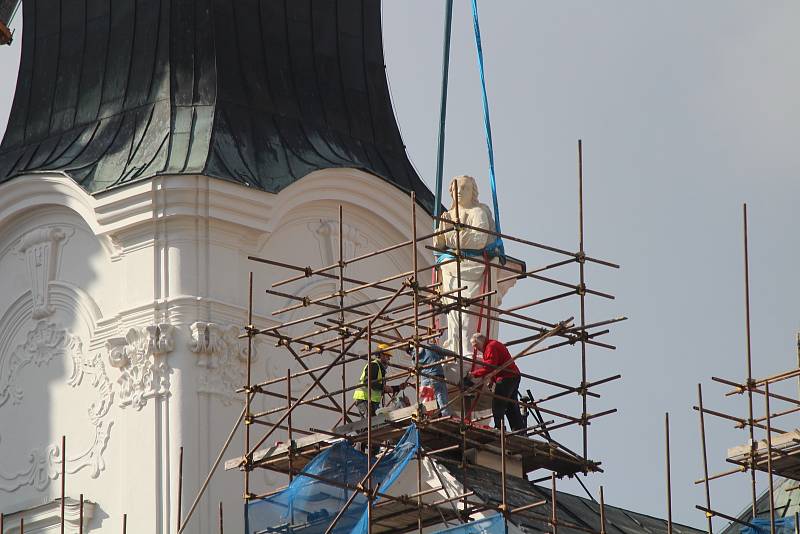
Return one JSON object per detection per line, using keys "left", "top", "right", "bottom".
{"left": 8, "top": 0, "right": 20, "bottom": 25}
{"left": 433, "top": 0, "right": 505, "bottom": 263}
{"left": 433, "top": 0, "right": 453, "bottom": 228}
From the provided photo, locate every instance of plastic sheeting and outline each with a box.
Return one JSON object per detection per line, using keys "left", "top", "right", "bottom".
{"left": 740, "top": 517, "right": 795, "bottom": 534}
{"left": 432, "top": 514, "right": 507, "bottom": 534}
{"left": 246, "top": 425, "right": 419, "bottom": 534}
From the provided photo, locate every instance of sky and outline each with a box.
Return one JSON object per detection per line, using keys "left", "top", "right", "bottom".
{"left": 2, "top": 2, "right": 799, "bottom": 530}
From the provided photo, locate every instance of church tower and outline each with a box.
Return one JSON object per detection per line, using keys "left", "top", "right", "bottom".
{"left": 0, "top": 1, "right": 434, "bottom": 532}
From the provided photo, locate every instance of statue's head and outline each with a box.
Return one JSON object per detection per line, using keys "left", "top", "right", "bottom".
{"left": 449, "top": 175, "right": 479, "bottom": 208}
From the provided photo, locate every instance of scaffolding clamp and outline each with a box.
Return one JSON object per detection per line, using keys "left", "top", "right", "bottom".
{"left": 578, "top": 412, "right": 591, "bottom": 428}
{"left": 240, "top": 454, "right": 254, "bottom": 471}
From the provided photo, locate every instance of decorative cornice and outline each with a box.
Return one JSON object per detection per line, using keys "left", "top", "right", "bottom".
{"left": 0, "top": 173, "right": 276, "bottom": 239}
{"left": 266, "top": 168, "right": 433, "bottom": 238}
{"left": 0, "top": 171, "right": 432, "bottom": 248}
{"left": 106, "top": 324, "right": 174, "bottom": 410}
{"left": 2, "top": 496, "right": 96, "bottom": 533}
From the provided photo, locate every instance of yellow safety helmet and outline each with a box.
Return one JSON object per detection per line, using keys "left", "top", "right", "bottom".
{"left": 376, "top": 342, "right": 394, "bottom": 358}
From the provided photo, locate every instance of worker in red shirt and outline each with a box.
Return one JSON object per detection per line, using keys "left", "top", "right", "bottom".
{"left": 469, "top": 333, "right": 525, "bottom": 431}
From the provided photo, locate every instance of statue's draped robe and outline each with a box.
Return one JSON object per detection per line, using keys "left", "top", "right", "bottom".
{"left": 436, "top": 204, "right": 495, "bottom": 380}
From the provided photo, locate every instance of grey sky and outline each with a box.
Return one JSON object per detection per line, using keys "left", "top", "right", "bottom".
{"left": 2, "top": 2, "right": 799, "bottom": 530}
{"left": 381, "top": 2, "right": 800, "bottom": 530}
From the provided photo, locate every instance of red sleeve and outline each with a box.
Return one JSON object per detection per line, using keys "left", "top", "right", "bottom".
{"left": 472, "top": 344, "right": 499, "bottom": 378}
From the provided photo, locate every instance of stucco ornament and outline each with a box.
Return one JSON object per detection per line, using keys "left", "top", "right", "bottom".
{"left": 0, "top": 222, "right": 116, "bottom": 492}
{"left": 107, "top": 324, "right": 175, "bottom": 409}
{"left": 308, "top": 219, "right": 368, "bottom": 266}
{"left": 0, "top": 225, "right": 76, "bottom": 407}
{"left": 0, "top": 439, "right": 59, "bottom": 492}
{"left": 0, "top": 325, "right": 114, "bottom": 490}
{"left": 0, "top": 425, "right": 113, "bottom": 493}
{"left": 68, "top": 341, "right": 114, "bottom": 480}
{"left": 68, "top": 350, "right": 114, "bottom": 424}
{"left": 0, "top": 321, "right": 72, "bottom": 407}
{"left": 432, "top": 176, "right": 495, "bottom": 371}
{"left": 190, "top": 322, "right": 267, "bottom": 405}
{"left": 14, "top": 225, "right": 74, "bottom": 319}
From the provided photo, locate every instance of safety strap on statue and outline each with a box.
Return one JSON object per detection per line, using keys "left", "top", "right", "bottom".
{"left": 466, "top": 252, "right": 493, "bottom": 420}
{"left": 468, "top": 251, "right": 492, "bottom": 375}
{"left": 435, "top": 247, "right": 488, "bottom": 264}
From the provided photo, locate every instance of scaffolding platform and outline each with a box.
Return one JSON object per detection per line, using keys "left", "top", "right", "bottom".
{"left": 353, "top": 500, "right": 461, "bottom": 534}
{"left": 338, "top": 405, "right": 597, "bottom": 477}
{"left": 227, "top": 401, "right": 597, "bottom": 479}
{"left": 727, "top": 429, "right": 800, "bottom": 482}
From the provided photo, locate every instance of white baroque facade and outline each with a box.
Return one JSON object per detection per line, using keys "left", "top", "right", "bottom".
{"left": 0, "top": 170, "right": 432, "bottom": 533}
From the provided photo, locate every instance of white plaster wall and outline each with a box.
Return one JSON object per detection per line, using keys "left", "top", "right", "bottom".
{"left": 0, "top": 170, "right": 433, "bottom": 534}
{"left": 0, "top": 205, "right": 124, "bottom": 531}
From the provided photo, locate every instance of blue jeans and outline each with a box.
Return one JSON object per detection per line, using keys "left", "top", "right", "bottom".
{"left": 423, "top": 377, "right": 451, "bottom": 416}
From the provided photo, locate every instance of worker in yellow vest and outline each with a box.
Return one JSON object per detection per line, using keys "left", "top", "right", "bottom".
{"left": 353, "top": 343, "right": 410, "bottom": 418}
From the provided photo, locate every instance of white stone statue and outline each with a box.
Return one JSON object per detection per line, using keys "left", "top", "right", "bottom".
{"left": 433, "top": 175, "right": 496, "bottom": 373}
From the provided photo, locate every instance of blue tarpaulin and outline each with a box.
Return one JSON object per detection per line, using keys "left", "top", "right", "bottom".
{"left": 740, "top": 517, "right": 795, "bottom": 534}
{"left": 246, "top": 425, "right": 419, "bottom": 534}
{"left": 433, "top": 514, "right": 507, "bottom": 534}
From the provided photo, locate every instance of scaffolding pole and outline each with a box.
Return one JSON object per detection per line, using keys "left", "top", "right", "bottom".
{"left": 228, "top": 176, "right": 621, "bottom": 534}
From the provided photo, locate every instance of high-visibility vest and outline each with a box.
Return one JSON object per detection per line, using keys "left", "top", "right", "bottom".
{"left": 353, "top": 358, "right": 383, "bottom": 403}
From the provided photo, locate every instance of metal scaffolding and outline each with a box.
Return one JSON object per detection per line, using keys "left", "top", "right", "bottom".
{"left": 226, "top": 143, "right": 625, "bottom": 533}
{"left": 684, "top": 204, "right": 800, "bottom": 534}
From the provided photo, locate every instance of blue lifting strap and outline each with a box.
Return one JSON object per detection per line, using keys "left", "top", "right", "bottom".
{"left": 433, "top": 0, "right": 506, "bottom": 265}
{"left": 470, "top": 0, "right": 506, "bottom": 263}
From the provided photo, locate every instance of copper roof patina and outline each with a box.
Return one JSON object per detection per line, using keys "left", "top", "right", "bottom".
{"left": 0, "top": 0, "right": 435, "bottom": 213}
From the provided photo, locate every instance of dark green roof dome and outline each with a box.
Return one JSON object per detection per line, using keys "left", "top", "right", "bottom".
{"left": 0, "top": 0, "right": 435, "bottom": 213}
